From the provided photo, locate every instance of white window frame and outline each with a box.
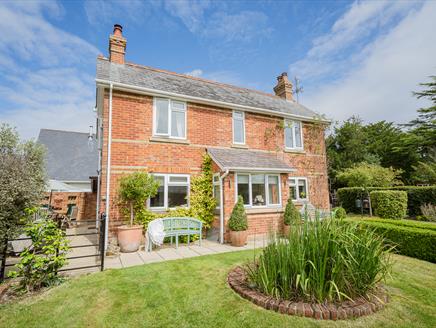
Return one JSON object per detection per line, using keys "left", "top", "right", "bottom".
{"left": 153, "top": 97, "right": 187, "bottom": 139}
{"left": 232, "top": 110, "right": 245, "bottom": 144}
{"left": 288, "top": 177, "right": 308, "bottom": 202}
{"left": 148, "top": 173, "right": 190, "bottom": 210}
{"left": 213, "top": 173, "right": 220, "bottom": 209}
{"left": 234, "top": 173, "right": 282, "bottom": 208}
{"left": 284, "top": 119, "right": 304, "bottom": 150}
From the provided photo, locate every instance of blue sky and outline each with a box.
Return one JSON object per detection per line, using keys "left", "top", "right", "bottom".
{"left": 0, "top": 0, "right": 435, "bottom": 139}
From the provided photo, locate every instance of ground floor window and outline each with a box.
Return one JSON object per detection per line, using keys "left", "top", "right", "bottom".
{"left": 289, "top": 177, "right": 308, "bottom": 201}
{"left": 235, "top": 173, "right": 281, "bottom": 207}
{"left": 149, "top": 174, "right": 190, "bottom": 210}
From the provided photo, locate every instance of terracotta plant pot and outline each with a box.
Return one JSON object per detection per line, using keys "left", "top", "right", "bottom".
{"left": 117, "top": 225, "right": 143, "bottom": 252}
{"left": 283, "top": 224, "right": 291, "bottom": 236}
{"left": 230, "top": 230, "right": 248, "bottom": 247}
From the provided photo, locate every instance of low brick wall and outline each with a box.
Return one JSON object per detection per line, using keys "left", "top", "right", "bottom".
{"left": 228, "top": 266, "right": 388, "bottom": 320}
{"left": 41, "top": 192, "right": 97, "bottom": 220}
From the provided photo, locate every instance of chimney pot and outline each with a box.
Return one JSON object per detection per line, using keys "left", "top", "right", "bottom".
{"left": 113, "top": 24, "right": 123, "bottom": 37}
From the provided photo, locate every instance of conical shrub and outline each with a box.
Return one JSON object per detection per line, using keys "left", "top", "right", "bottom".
{"left": 284, "top": 198, "right": 300, "bottom": 225}
{"left": 228, "top": 196, "right": 248, "bottom": 231}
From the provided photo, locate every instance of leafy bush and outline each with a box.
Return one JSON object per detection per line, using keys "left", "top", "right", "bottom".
{"left": 118, "top": 172, "right": 159, "bottom": 226}
{"left": 337, "top": 163, "right": 402, "bottom": 188}
{"left": 8, "top": 218, "right": 70, "bottom": 292}
{"left": 420, "top": 203, "right": 436, "bottom": 222}
{"left": 228, "top": 196, "right": 248, "bottom": 231}
{"left": 333, "top": 206, "right": 346, "bottom": 219}
{"left": 338, "top": 186, "right": 436, "bottom": 216}
{"left": 348, "top": 218, "right": 436, "bottom": 263}
{"left": 189, "top": 154, "right": 216, "bottom": 229}
{"left": 370, "top": 190, "right": 407, "bottom": 219}
{"left": 350, "top": 217, "right": 436, "bottom": 231}
{"left": 245, "top": 214, "right": 391, "bottom": 302}
{"left": 283, "top": 198, "right": 300, "bottom": 225}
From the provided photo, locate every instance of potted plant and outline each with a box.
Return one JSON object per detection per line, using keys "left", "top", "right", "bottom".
{"left": 228, "top": 196, "right": 248, "bottom": 246}
{"left": 118, "top": 172, "right": 159, "bottom": 252}
{"left": 283, "top": 197, "right": 300, "bottom": 235}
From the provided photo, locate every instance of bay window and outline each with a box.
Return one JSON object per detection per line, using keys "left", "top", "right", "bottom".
{"left": 289, "top": 177, "right": 308, "bottom": 201}
{"left": 149, "top": 174, "right": 190, "bottom": 210}
{"left": 284, "top": 120, "right": 303, "bottom": 150}
{"left": 235, "top": 173, "right": 281, "bottom": 207}
{"left": 154, "top": 98, "right": 186, "bottom": 139}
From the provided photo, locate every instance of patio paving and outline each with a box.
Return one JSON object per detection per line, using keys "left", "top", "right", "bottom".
{"left": 105, "top": 235, "right": 267, "bottom": 270}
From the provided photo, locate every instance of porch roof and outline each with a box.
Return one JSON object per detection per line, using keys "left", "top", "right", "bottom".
{"left": 207, "top": 148, "right": 295, "bottom": 173}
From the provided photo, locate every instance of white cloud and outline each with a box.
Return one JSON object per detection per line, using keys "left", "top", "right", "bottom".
{"left": 0, "top": 1, "right": 99, "bottom": 140}
{"left": 84, "top": 0, "right": 148, "bottom": 26}
{"left": 163, "top": 0, "right": 211, "bottom": 33}
{"left": 184, "top": 69, "right": 203, "bottom": 77}
{"left": 295, "top": 1, "right": 436, "bottom": 124}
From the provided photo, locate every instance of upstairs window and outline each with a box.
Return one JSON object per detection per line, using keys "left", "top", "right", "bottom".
{"left": 233, "top": 110, "right": 245, "bottom": 144}
{"left": 154, "top": 98, "right": 186, "bottom": 139}
{"left": 284, "top": 120, "right": 303, "bottom": 150}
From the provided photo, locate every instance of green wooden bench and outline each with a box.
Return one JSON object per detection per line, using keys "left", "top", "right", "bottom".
{"left": 147, "top": 217, "right": 202, "bottom": 252}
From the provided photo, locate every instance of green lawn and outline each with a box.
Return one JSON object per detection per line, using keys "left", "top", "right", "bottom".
{"left": 0, "top": 251, "right": 435, "bottom": 328}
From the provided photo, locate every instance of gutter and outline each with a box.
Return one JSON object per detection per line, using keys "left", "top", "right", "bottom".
{"left": 104, "top": 83, "right": 114, "bottom": 250}
{"left": 95, "top": 79, "right": 331, "bottom": 124}
{"left": 219, "top": 169, "right": 230, "bottom": 244}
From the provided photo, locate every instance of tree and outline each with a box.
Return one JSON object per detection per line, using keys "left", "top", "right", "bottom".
{"left": 0, "top": 124, "right": 46, "bottom": 252}
{"left": 337, "top": 163, "right": 402, "bottom": 188}
{"left": 118, "top": 172, "right": 159, "bottom": 226}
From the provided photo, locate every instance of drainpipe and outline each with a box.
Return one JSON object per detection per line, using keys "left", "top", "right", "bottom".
{"left": 104, "top": 83, "right": 114, "bottom": 250}
{"left": 95, "top": 118, "right": 102, "bottom": 229}
{"left": 219, "top": 169, "right": 229, "bottom": 244}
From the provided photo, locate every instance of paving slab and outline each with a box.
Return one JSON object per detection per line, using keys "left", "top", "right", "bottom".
{"left": 174, "top": 246, "right": 201, "bottom": 258}
{"left": 137, "top": 251, "right": 164, "bottom": 264}
{"left": 155, "top": 248, "right": 183, "bottom": 261}
{"left": 188, "top": 245, "right": 216, "bottom": 256}
{"left": 105, "top": 256, "right": 123, "bottom": 269}
{"left": 119, "top": 252, "right": 144, "bottom": 268}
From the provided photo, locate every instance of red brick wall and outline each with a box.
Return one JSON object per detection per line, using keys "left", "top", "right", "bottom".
{"left": 99, "top": 89, "right": 330, "bottom": 238}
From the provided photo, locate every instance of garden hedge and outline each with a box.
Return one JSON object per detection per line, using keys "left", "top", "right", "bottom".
{"left": 370, "top": 190, "right": 407, "bottom": 220}
{"left": 347, "top": 218, "right": 436, "bottom": 263}
{"left": 337, "top": 185, "right": 436, "bottom": 216}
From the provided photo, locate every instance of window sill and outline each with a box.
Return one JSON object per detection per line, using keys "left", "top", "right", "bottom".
{"left": 284, "top": 148, "right": 305, "bottom": 154}
{"left": 245, "top": 207, "right": 284, "bottom": 214}
{"left": 149, "top": 137, "right": 190, "bottom": 145}
{"left": 231, "top": 144, "right": 248, "bottom": 149}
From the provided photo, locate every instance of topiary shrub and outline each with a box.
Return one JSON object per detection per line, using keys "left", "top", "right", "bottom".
{"left": 334, "top": 206, "right": 347, "bottom": 220}
{"left": 370, "top": 190, "right": 407, "bottom": 220}
{"left": 228, "top": 196, "right": 248, "bottom": 231}
{"left": 283, "top": 198, "right": 300, "bottom": 225}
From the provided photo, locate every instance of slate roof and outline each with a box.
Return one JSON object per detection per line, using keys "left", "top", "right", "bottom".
{"left": 96, "top": 58, "right": 323, "bottom": 120}
{"left": 207, "top": 148, "right": 295, "bottom": 172}
{"left": 37, "top": 129, "right": 98, "bottom": 181}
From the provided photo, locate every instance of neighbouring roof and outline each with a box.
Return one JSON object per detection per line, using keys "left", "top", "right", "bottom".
{"left": 37, "top": 129, "right": 98, "bottom": 182}
{"left": 207, "top": 148, "right": 295, "bottom": 172}
{"left": 96, "top": 58, "right": 324, "bottom": 121}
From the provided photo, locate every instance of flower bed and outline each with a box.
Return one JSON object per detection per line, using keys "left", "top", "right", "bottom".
{"left": 228, "top": 267, "right": 389, "bottom": 320}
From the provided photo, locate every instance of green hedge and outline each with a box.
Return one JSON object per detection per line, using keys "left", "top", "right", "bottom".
{"left": 355, "top": 217, "right": 436, "bottom": 231}
{"left": 370, "top": 190, "right": 407, "bottom": 220}
{"left": 347, "top": 218, "right": 436, "bottom": 263}
{"left": 337, "top": 185, "right": 436, "bottom": 216}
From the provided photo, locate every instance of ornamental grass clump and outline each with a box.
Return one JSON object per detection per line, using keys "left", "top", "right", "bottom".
{"left": 245, "top": 213, "right": 392, "bottom": 303}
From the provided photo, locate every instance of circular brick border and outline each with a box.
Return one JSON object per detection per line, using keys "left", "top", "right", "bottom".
{"left": 228, "top": 266, "right": 389, "bottom": 320}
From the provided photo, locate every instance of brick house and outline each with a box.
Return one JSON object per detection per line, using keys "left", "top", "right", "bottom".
{"left": 95, "top": 25, "right": 330, "bottom": 245}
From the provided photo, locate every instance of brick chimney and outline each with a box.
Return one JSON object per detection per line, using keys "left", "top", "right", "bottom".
{"left": 109, "top": 24, "right": 126, "bottom": 64}
{"left": 273, "top": 72, "right": 293, "bottom": 101}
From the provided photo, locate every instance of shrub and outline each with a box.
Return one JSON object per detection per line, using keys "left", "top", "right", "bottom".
{"left": 118, "top": 172, "right": 159, "bottom": 226}
{"left": 8, "top": 218, "right": 70, "bottom": 292}
{"left": 370, "top": 190, "right": 407, "bottom": 219}
{"left": 283, "top": 198, "right": 300, "bottom": 225}
{"left": 348, "top": 218, "right": 436, "bottom": 263}
{"left": 245, "top": 214, "right": 392, "bottom": 302}
{"left": 337, "top": 186, "right": 436, "bottom": 216}
{"left": 228, "top": 196, "right": 248, "bottom": 231}
{"left": 337, "top": 163, "right": 402, "bottom": 188}
{"left": 420, "top": 203, "right": 436, "bottom": 222}
{"left": 334, "top": 206, "right": 347, "bottom": 219}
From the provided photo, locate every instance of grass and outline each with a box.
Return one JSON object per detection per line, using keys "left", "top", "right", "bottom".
{"left": 0, "top": 251, "right": 435, "bottom": 328}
